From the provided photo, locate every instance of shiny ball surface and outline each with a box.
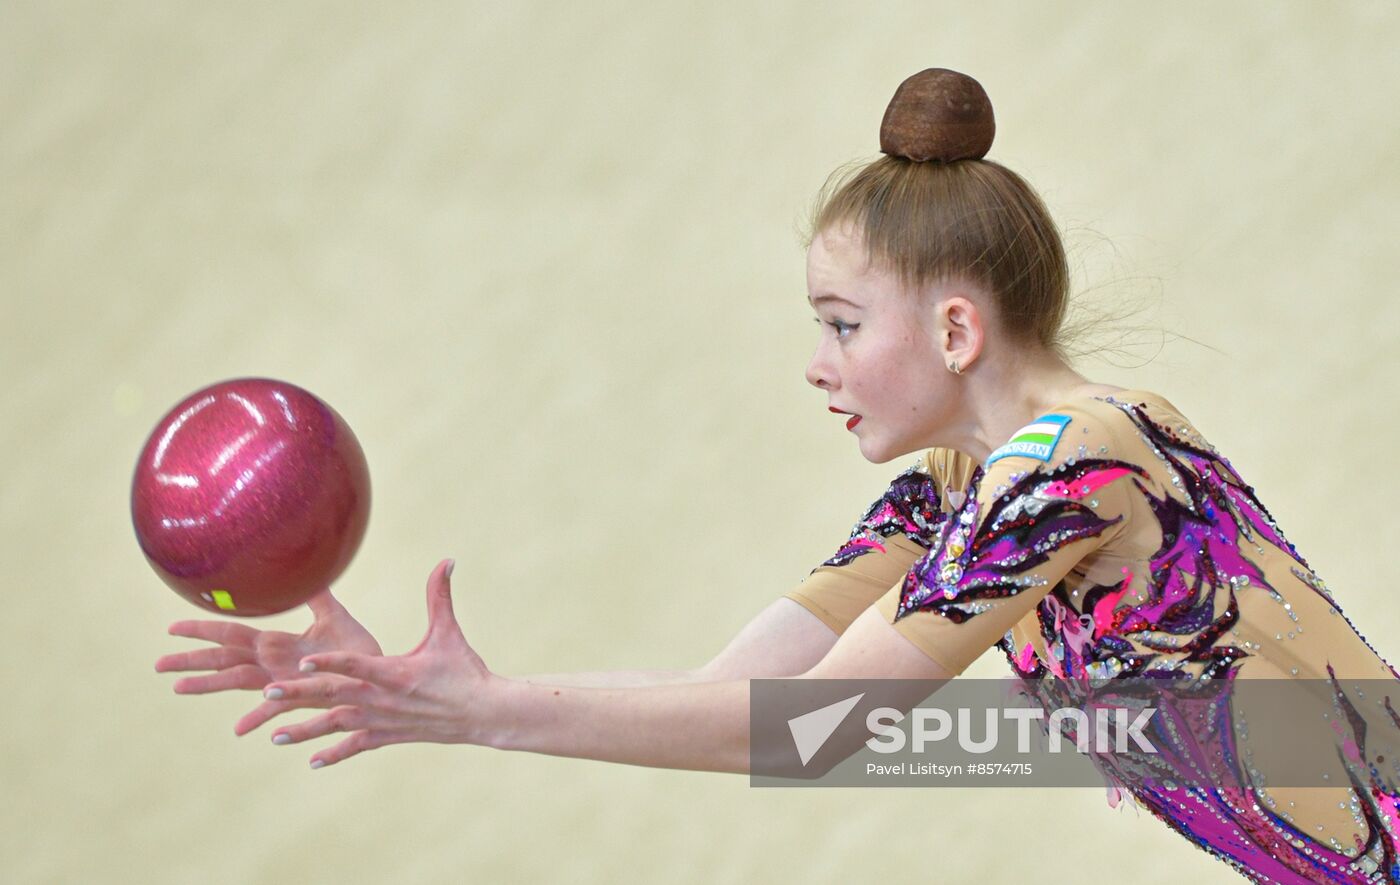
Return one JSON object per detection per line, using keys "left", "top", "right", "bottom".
{"left": 131, "top": 378, "right": 370, "bottom": 616}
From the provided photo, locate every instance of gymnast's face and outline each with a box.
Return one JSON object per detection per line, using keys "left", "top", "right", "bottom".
{"left": 804, "top": 224, "right": 965, "bottom": 463}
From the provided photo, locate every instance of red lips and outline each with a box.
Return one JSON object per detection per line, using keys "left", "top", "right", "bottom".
{"left": 829, "top": 405, "right": 862, "bottom": 430}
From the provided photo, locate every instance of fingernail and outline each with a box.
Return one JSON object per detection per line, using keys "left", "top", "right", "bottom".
{"left": 299, "top": 660, "right": 316, "bottom": 673}
{"left": 310, "top": 759, "right": 325, "bottom": 770}
{"left": 272, "top": 733, "right": 291, "bottom": 745}
{"left": 265, "top": 687, "right": 284, "bottom": 700}
{"left": 445, "top": 559, "right": 456, "bottom": 579}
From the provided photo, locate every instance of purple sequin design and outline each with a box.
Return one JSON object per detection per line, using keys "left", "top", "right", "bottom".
{"left": 894, "top": 457, "right": 1143, "bottom": 626}
{"left": 945, "top": 398, "right": 1400, "bottom": 883}
{"left": 817, "top": 462, "right": 944, "bottom": 570}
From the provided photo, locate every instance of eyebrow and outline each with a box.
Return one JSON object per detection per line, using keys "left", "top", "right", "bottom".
{"left": 808, "top": 294, "right": 863, "bottom": 309}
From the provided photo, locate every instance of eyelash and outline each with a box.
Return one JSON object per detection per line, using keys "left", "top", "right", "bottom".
{"left": 812, "top": 317, "right": 859, "bottom": 339}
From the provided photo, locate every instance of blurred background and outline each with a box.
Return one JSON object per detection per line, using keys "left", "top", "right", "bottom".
{"left": 4, "top": 1, "right": 1399, "bottom": 882}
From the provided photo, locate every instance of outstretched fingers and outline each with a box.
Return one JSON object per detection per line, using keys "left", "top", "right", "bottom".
{"left": 155, "top": 645, "right": 254, "bottom": 673}
{"left": 235, "top": 698, "right": 291, "bottom": 736}
{"left": 268, "top": 704, "right": 368, "bottom": 746}
{"left": 417, "top": 558, "right": 462, "bottom": 653}
{"left": 167, "top": 619, "right": 258, "bottom": 648}
{"left": 261, "top": 673, "right": 373, "bottom": 708}
{"left": 172, "top": 664, "right": 268, "bottom": 694}
{"left": 295, "top": 650, "right": 403, "bottom": 686}
{"left": 236, "top": 675, "right": 368, "bottom": 735}
{"left": 250, "top": 558, "right": 468, "bottom": 770}
{"left": 264, "top": 706, "right": 413, "bottom": 768}
{"left": 428, "top": 559, "right": 458, "bottom": 631}
{"left": 309, "top": 730, "right": 407, "bottom": 769}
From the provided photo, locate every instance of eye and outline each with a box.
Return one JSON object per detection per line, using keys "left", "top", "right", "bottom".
{"left": 827, "top": 318, "right": 858, "bottom": 340}
{"left": 811, "top": 317, "right": 858, "bottom": 340}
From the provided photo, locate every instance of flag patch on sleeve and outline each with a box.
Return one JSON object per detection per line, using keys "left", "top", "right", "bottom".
{"left": 986, "top": 413, "right": 1072, "bottom": 465}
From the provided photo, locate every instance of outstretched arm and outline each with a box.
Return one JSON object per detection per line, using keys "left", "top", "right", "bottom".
{"left": 487, "top": 604, "right": 946, "bottom": 773}
{"left": 264, "top": 560, "right": 949, "bottom": 772}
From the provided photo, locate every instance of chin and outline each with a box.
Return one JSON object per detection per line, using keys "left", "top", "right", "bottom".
{"left": 856, "top": 436, "right": 901, "bottom": 465}
{"left": 857, "top": 430, "right": 925, "bottom": 465}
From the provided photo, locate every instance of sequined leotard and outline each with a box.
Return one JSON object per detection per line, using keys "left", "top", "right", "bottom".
{"left": 785, "top": 390, "right": 1400, "bottom": 883}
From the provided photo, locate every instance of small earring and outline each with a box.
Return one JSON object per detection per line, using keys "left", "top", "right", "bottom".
{"left": 948, "top": 360, "right": 962, "bottom": 375}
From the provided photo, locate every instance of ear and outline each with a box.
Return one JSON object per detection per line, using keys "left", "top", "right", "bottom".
{"left": 935, "top": 295, "right": 985, "bottom": 372}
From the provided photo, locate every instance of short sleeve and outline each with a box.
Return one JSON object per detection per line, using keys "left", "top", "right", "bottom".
{"left": 785, "top": 449, "right": 976, "bottom": 634}
{"left": 785, "top": 535, "right": 931, "bottom": 634}
{"left": 875, "top": 403, "right": 1148, "bottom": 675}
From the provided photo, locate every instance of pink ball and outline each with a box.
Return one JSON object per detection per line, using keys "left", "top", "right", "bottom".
{"left": 131, "top": 378, "right": 371, "bottom": 616}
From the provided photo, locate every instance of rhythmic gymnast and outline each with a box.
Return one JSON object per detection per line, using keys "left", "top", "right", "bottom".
{"left": 156, "top": 68, "right": 1400, "bottom": 883}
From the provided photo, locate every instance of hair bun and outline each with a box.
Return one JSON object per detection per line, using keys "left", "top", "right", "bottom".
{"left": 879, "top": 68, "right": 995, "bottom": 163}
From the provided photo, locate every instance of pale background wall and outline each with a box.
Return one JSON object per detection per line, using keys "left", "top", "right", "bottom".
{"left": 4, "top": 1, "right": 1399, "bottom": 882}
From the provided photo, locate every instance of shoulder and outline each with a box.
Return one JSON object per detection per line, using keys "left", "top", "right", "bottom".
{"left": 985, "top": 398, "right": 1131, "bottom": 473}
{"left": 976, "top": 398, "right": 1151, "bottom": 513}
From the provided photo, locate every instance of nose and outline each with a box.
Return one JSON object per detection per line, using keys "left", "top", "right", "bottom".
{"left": 805, "top": 341, "right": 835, "bottom": 391}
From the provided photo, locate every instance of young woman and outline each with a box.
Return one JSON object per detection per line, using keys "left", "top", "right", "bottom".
{"left": 155, "top": 69, "right": 1400, "bottom": 883}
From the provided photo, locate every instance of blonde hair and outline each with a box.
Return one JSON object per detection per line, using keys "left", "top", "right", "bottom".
{"left": 801, "top": 155, "right": 1072, "bottom": 360}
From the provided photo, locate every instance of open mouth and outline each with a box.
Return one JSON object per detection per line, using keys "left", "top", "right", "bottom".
{"left": 829, "top": 406, "right": 862, "bottom": 430}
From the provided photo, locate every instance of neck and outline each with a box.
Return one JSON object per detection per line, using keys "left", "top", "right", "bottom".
{"left": 941, "top": 351, "right": 1092, "bottom": 466}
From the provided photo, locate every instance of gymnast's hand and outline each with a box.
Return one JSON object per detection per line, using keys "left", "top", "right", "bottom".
{"left": 258, "top": 558, "right": 497, "bottom": 768}
{"left": 155, "top": 587, "right": 385, "bottom": 735}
